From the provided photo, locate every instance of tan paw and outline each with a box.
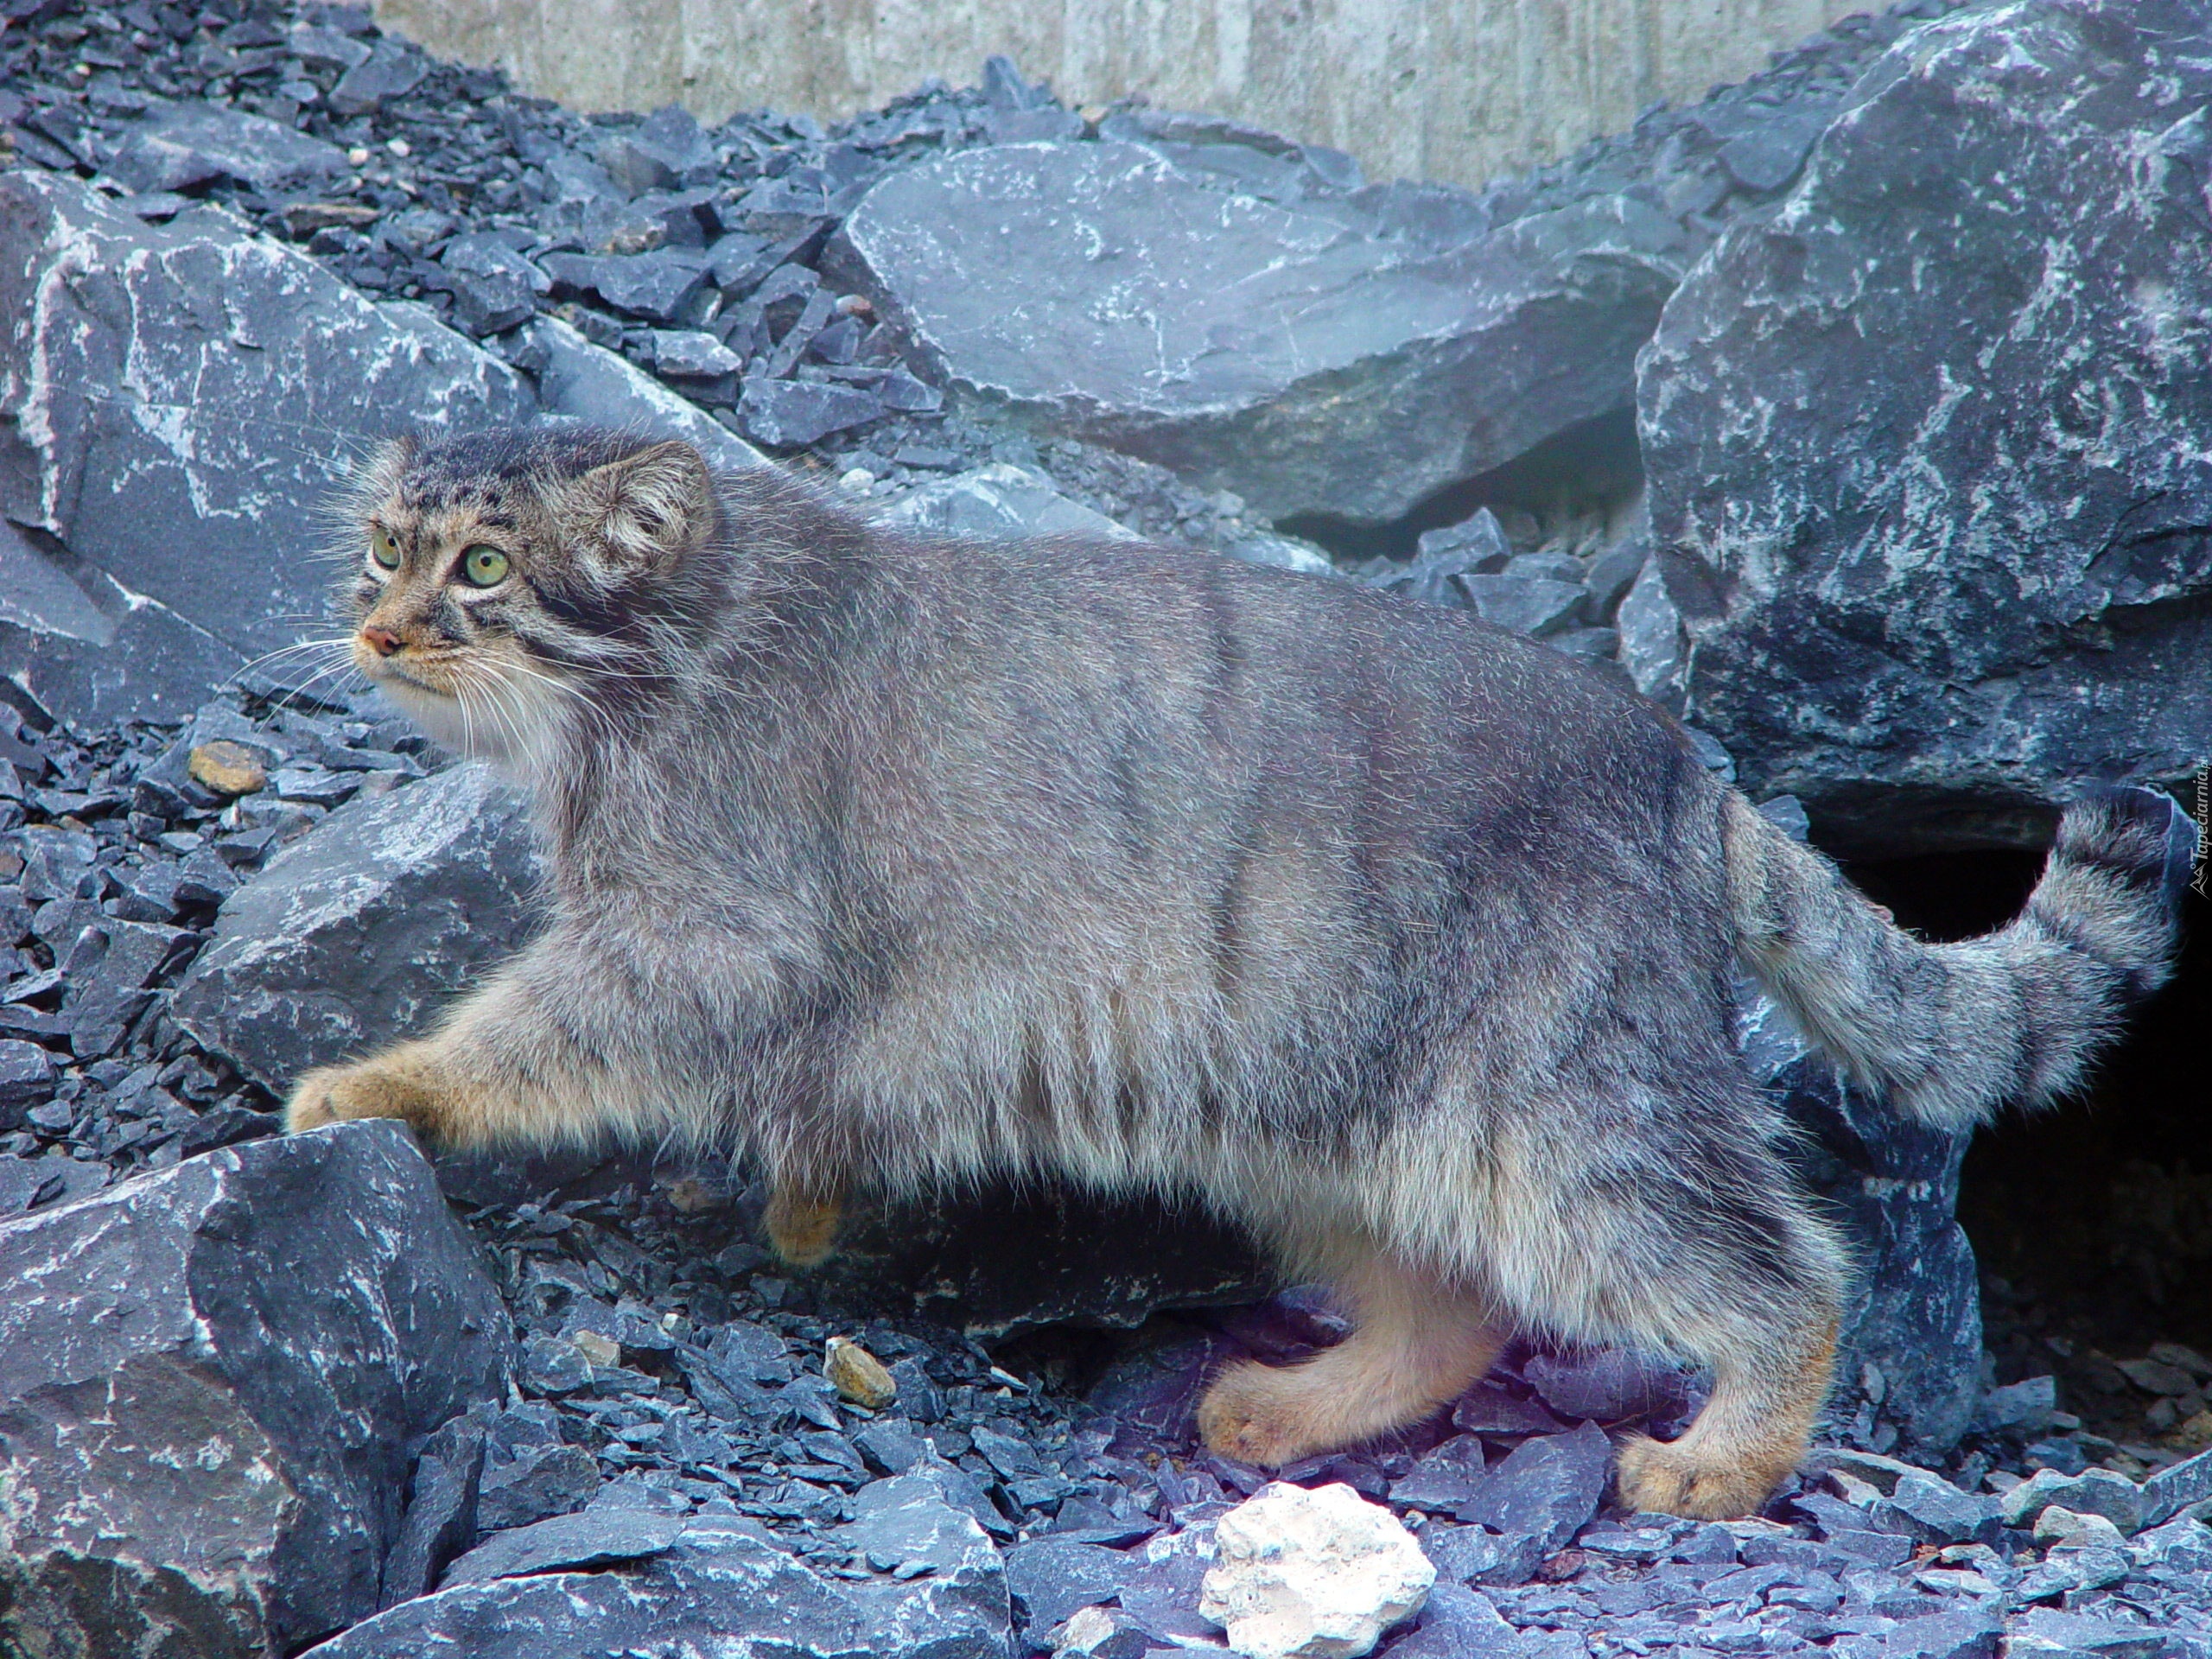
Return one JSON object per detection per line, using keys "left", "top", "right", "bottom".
{"left": 763, "top": 1188, "right": 844, "bottom": 1268}
{"left": 1197, "top": 1358, "right": 1333, "bottom": 1468}
{"left": 1614, "top": 1433, "right": 1783, "bottom": 1520}
{"left": 282, "top": 1060, "right": 443, "bottom": 1140}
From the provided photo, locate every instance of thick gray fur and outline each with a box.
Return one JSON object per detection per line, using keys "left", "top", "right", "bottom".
{"left": 303, "top": 427, "right": 2186, "bottom": 1508}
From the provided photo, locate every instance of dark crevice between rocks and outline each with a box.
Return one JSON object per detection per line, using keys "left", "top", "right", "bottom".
{"left": 1277, "top": 407, "right": 1645, "bottom": 567}
{"left": 1847, "top": 844, "right": 2212, "bottom": 1465}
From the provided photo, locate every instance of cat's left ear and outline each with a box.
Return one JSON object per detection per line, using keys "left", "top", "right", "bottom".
{"left": 569, "top": 441, "right": 715, "bottom": 575}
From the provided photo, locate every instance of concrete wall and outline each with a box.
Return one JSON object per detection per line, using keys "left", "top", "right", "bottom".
{"left": 372, "top": 0, "right": 1867, "bottom": 192}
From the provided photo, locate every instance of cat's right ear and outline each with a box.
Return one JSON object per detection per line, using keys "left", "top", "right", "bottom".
{"left": 563, "top": 441, "right": 715, "bottom": 578}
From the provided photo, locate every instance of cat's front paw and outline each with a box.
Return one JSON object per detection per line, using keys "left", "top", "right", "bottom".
{"left": 283, "top": 1059, "right": 446, "bottom": 1140}
{"left": 763, "top": 1185, "right": 845, "bottom": 1268}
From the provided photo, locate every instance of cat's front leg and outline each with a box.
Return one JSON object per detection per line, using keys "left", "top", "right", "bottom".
{"left": 763, "top": 1178, "right": 845, "bottom": 1267}
{"left": 283, "top": 955, "right": 652, "bottom": 1151}
{"left": 286, "top": 1039, "right": 467, "bottom": 1141}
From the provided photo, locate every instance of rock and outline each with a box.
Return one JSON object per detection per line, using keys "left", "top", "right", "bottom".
{"left": 1614, "top": 556, "right": 1684, "bottom": 709}
{"left": 328, "top": 39, "right": 429, "bottom": 117}
{"left": 1457, "top": 573, "right": 1584, "bottom": 637}
{"left": 442, "top": 1508, "right": 687, "bottom": 1586}
{"left": 834, "top": 142, "right": 1688, "bottom": 527}
{"left": 1198, "top": 1481, "right": 1433, "bottom": 1659}
{"left": 1880, "top": 1608, "right": 2002, "bottom": 1659}
{"left": 378, "top": 1414, "right": 486, "bottom": 1607}
{"left": 171, "top": 765, "right": 539, "bottom": 1095}
{"left": 301, "top": 1520, "right": 875, "bottom": 1658}
{"left": 570, "top": 1328, "right": 620, "bottom": 1368}
{"left": 0, "top": 1037, "right": 55, "bottom": 1125}
{"left": 1874, "top": 1471, "right": 2003, "bottom": 1548}
{"left": 1052, "top": 1604, "right": 1154, "bottom": 1659}
{"left": 876, "top": 462, "right": 1142, "bottom": 543}
{"left": 2000, "top": 1468, "right": 2146, "bottom": 1535}
{"left": 830, "top": 1471, "right": 1013, "bottom": 1655}
{"left": 2034, "top": 1506, "right": 2130, "bottom": 1553}
{"left": 1388, "top": 1434, "right": 1488, "bottom": 1513}
{"left": 0, "top": 1122, "right": 510, "bottom": 1657}
{"left": 513, "top": 315, "right": 769, "bottom": 477}
{"left": 2005, "top": 1608, "right": 2173, "bottom": 1658}
{"left": 1415, "top": 1521, "right": 1544, "bottom": 1590}
{"left": 0, "top": 170, "right": 534, "bottom": 726}
{"left": 1381, "top": 1582, "right": 1528, "bottom": 1658}
{"left": 824, "top": 1336, "right": 898, "bottom": 1409}
{"left": 542, "top": 249, "right": 710, "bottom": 323}
{"left": 436, "top": 234, "right": 546, "bottom": 336}
{"left": 475, "top": 1440, "right": 602, "bottom": 1530}
{"left": 737, "top": 377, "right": 884, "bottom": 448}
{"left": 1002, "top": 1538, "right": 1127, "bottom": 1638}
{"left": 108, "top": 100, "right": 351, "bottom": 195}
{"left": 1638, "top": 0, "right": 2212, "bottom": 855}
{"left": 189, "top": 740, "right": 269, "bottom": 796}
{"left": 1451, "top": 1420, "right": 1612, "bottom": 1554}
{"left": 2143, "top": 1445, "right": 2212, "bottom": 1529}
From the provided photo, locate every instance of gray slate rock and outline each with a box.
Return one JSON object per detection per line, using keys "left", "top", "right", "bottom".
{"left": 2145, "top": 1446, "right": 2212, "bottom": 1529}
{"left": 0, "top": 1122, "right": 511, "bottom": 1657}
{"left": 378, "top": 1414, "right": 486, "bottom": 1608}
{"left": 442, "top": 1508, "right": 686, "bottom": 1586}
{"left": 1639, "top": 0, "right": 2212, "bottom": 855}
{"left": 0, "top": 170, "right": 534, "bottom": 726}
{"left": 739, "top": 377, "right": 885, "bottom": 448}
{"left": 513, "top": 315, "right": 769, "bottom": 477}
{"left": 1452, "top": 1420, "right": 1612, "bottom": 1554}
{"left": 107, "top": 99, "right": 351, "bottom": 195}
{"left": 172, "top": 765, "right": 539, "bottom": 1095}
{"left": 832, "top": 1473, "right": 1012, "bottom": 1656}
{"left": 834, "top": 142, "right": 1688, "bottom": 526}
{"left": 303, "top": 1520, "right": 876, "bottom": 1658}
{"left": 875, "top": 463, "right": 1142, "bottom": 543}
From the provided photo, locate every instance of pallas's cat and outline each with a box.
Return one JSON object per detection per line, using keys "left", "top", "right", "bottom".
{"left": 286, "top": 427, "right": 2189, "bottom": 1517}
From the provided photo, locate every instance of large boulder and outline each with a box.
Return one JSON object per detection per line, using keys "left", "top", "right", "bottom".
{"left": 0, "top": 169, "right": 537, "bottom": 727}
{"left": 833, "top": 141, "right": 1688, "bottom": 528}
{"left": 1638, "top": 0, "right": 2212, "bottom": 855}
{"left": 172, "top": 764, "right": 539, "bottom": 1095}
{"left": 302, "top": 1511, "right": 1004, "bottom": 1659}
{"left": 0, "top": 1122, "right": 512, "bottom": 1657}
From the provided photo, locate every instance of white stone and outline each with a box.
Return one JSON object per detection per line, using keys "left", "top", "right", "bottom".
{"left": 2034, "top": 1505, "right": 2129, "bottom": 1553}
{"left": 1198, "top": 1481, "right": 1434, "bottom": 1659}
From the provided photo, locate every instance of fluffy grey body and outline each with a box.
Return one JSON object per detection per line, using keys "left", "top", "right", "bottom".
{"left": 286, "top": 427, "right": 2190, "bottom": 1516}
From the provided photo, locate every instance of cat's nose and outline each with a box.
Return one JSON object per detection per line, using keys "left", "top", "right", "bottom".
{"left": 360, "top": 626, "right": 403, "bottom": 657}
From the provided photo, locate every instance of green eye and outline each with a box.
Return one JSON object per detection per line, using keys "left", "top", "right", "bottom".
{"left": 369, "top": 529, "right": 400, "bottom": 570}
{"left": 461, "top": 544, "right": 510, "bottom": 588}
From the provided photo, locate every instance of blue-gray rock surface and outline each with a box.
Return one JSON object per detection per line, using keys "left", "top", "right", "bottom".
{"left": 833, "top": 140, "right": 1689, "bottom": 527}
{"left": 171, "top": 764, "right": 539, "bottom": 1094}
{"left": 0, "top": 1122, "right": 511, "bottom": 1657}
{"left": 1639, "top": 0, "right": 2212, "bottom": 855}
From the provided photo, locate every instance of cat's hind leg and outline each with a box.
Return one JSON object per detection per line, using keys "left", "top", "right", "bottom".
{"left": 1483, "top": 1096, "right": 1847, "bottom": 1520}
{"left": 1198, "top": 1240, "right": 1508, "bottom": 1465}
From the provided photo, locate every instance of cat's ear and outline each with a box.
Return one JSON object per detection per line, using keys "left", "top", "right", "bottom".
{"left": 562, "top": 441, "right": 714, "bottom": 575}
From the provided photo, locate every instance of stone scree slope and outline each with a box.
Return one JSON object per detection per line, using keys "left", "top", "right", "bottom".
{"left": 1639, "top": 0, "right": 2212, "bottom": 855}
{"left": 0, "top": 1121, "right": 511, "bottom": 1657}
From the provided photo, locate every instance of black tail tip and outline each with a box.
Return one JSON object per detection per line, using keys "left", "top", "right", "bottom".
{"left": 2077, "top": 784, "right": 2200, "bottom": 912}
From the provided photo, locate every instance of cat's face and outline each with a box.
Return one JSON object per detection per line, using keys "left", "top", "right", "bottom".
{"left": 344, "top": 429, "right": 714, "bottom": 767}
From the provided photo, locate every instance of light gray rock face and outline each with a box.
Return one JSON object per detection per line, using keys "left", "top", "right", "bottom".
{"left": 172, "top": 764, "right": 539, "bottom": 1095}
{"left": 1638, "top": 0, "right": 2212, "bottom": 855}
{"left": 835, "top": 142, "right": 1688, "bottom": 527}
{"left": 874, "top": 462, "right": 1141, "bottom": 543}
{"left": 0, "top": 170, "right": 536, "bottom": 727}
{"left": 512, "top": 315, "right": 769, "bottom": 476}
{"left": 0, "top": 1122, "right": 511, "bottom": 1658}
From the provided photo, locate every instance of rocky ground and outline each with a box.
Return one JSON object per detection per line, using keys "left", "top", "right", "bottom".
{"left": 3, "top": 0, "right": 2210, "bottom": 1656}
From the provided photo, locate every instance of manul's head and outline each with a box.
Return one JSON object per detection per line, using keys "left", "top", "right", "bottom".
{"left": 340, "top": 426, "right": 717, "bottom": 767}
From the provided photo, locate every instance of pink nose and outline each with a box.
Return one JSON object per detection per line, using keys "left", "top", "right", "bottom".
{"left": 361, "top": 626, "right": 403, "bottom": 657}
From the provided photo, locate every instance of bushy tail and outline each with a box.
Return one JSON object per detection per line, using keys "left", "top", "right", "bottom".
{"left": 1725, "top": 785, "right": 2195, "bottom": 1131}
